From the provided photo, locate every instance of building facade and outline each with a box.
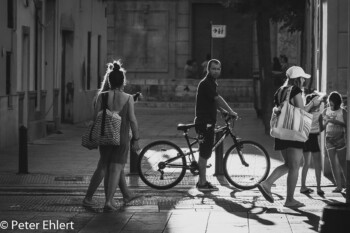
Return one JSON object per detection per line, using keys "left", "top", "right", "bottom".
{"left": 0, "top": 0, "right": 107, "bottom": 149}
{"left": 304, "top": 0, "right": 349, "bottom": 178}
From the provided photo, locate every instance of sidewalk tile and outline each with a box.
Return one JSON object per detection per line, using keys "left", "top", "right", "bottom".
{"left": 79, "top": 213, "right": 132, "bottom": 233}
{"left": 121, "top": 205, "right": 159, "bottom": 213}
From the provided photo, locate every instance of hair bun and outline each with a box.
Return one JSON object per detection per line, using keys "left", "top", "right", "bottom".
{"left": 113, "top": 63, "right": 120, "bottom": 71}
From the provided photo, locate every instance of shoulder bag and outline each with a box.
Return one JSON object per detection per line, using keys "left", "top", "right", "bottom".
{"left": 270, "top": 86, "right": 313, "bottom": 142}
{"left": 82, "top": 93, "right": 122, "bottom": 149}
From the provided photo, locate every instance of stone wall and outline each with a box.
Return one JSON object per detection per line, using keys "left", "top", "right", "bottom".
{"left": 125, "top": 78, "right": 254, "bottom": 103}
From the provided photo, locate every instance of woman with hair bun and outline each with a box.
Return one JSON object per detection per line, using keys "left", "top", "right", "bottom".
{"left": 83, "top": 60, "right": 142, "bottom": 212}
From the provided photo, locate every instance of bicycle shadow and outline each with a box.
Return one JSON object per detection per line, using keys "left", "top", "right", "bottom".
{"left": 189, "top": 191, "right": 275, "bottom": 226}
{"left": 189, "top": 177, "right": 326, "bottom": 231}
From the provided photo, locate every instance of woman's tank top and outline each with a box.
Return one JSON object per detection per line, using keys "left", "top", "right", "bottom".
{"left": 325, "top": 107, "right": 345, "bottom": 138}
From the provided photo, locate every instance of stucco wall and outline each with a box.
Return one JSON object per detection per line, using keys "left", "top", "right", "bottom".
{"left": 0, "top": 96, "right": 19, "bottom": 148}
{"left": 0, "top": 0, "right": 108, "bottom": 148}
{"left": 319, "top": 0, "right": 349, "bottom": 178}
{"left": 107, "top": 0, "right": 178, "bottom": 80}
{"left": 324, "top": 0, "right": 348, "bottom": 95}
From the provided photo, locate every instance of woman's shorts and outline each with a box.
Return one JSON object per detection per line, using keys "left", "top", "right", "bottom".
{"left": 326, "top": 135, "right": 346, "bottom": 151}
{"left": 303, "top": 133, "right": 320, "bottom": 153}
{"left": 195, "top": 123, "right": 215, "bottom": 160}
{"left": 274, "top": 138, "right": 304, "bottom": 151}
{"left": 99, "top": 144, "right": 129, "bottom": 164}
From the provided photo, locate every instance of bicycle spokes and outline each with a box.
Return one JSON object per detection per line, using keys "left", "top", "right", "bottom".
{"left": 138, "top": 141, "right": 187, "bottom": 189}
{"left": 224, "top": 141, "right": 270, "bottom": 190}
{"left": 237, "top": 147, "right": 249, "bottom": 167}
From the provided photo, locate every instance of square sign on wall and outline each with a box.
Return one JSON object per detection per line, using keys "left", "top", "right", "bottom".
{"left": 212, "top": 25, "right": 226, "bottom": 38}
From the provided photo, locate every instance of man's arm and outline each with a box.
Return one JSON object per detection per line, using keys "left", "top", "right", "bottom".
{"left": 215, "top": 95, "right": 237, "bottom": 117}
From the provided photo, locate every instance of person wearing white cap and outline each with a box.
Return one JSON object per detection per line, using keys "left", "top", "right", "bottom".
{"left": 257, "top": 66, "right": 322, "bottom": 208}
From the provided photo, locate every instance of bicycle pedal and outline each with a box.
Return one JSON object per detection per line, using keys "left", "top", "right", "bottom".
{"left": 206, "top": 164, "right": 212, "bottom": 168}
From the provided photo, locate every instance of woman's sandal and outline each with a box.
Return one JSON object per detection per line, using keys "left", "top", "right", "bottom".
{"left": 103, "top": 205, "right": 118, "bottom": 213}
{"left": 123, "top": 195, "right": 144, "bottom": 205}
{"left": 332, "top": 187, "right": 343, "bottom": 193}
{"left": 300, "top": 188, "right": 314, "bottom": 194}
{"left": 317, "top": 189, "right": 325, "bottom": 195}
{"left": 82, "top": 198, "right": 97, "bottom": 207}
{"left": 284, "top": 200, "right": 305, "bottom": 208}
{"left": 257, "top": 184, "right": 274, "bottom": 203}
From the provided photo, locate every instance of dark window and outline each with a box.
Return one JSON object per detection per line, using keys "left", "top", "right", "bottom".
{"left": 87, "top": 31, "right": 91, "bottom": 90}
{"left": 7, "top": 0, "right": 14, "bottom": 28}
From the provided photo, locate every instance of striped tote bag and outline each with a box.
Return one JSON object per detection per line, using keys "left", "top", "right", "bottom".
{"left": 270, "top": 87, "right": 313, "bottom": 142}
{"left": 82, "top": 93, "right": 121, "bottom": 149}
{"left": 82, "top": 109, "right": 122, "bottom": 149}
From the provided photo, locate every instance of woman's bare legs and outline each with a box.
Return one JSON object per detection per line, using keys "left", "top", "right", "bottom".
{"left": 84, "top": 160, "right": 106, "bottom": 202}
{"left": 284, "top": 147, "right": 303, "bottom": 206}
{"left": 300, "top": 152, "right": 312, "bottom": 192}
{"left": 337, "top": 148, "right": 347, "bottom": 188}
{"left": 312, "top": 152, "right": 323, "bottom": 193}
{"left": 260, "top": 149, "right": 289, "bottom": 193}
{"left": 118, "top": 167, "right": 133, "bottom": 199}
{"left": 105, "top": 163, "right": 123, "bottom": 209}
{"left": 327, "top": 148, "right": 343, "bottom": 191}
{"left": 259, "top": 147, "right": 303, "bottom": 206}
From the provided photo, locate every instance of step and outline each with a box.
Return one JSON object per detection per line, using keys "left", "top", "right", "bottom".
{"left": 135, "top": 101, "right": 255, "bottom": 109}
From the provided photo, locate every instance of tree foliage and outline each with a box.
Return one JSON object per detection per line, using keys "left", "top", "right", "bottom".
{"left": 222, "top": 0, "right": 307, "bottom": 32}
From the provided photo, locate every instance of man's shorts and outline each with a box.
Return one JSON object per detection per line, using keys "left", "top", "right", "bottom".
{"left": 195, "top": 123, "right": 215, "bottom": 160}
{"left": 326, "top": 134, "right": 346, "bottom": 151}
{"left": 303, "top": 133, "right": 320, "bottom": 153}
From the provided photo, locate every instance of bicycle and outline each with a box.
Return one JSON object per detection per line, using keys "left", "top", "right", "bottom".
{"left": 137, "top": 114, "right": 270, "bottom": 190}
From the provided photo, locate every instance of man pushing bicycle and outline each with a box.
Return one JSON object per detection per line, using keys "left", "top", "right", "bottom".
{"left": 194, "top": 59, "right": 238, "bottom": 191}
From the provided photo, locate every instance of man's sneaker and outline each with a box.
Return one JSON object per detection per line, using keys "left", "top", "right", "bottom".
{"left": 196, "top": 182, "right": 219, "bottom": 191}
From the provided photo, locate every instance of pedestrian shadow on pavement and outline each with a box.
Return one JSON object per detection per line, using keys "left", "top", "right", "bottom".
{"left": 215, "top": 175, "right": 285, "bottom": 203}
{"left": 280, "top": 208, "right": 320, "bottom": 231}
{"left": 190, "top": 192, "right": 275, "bottom": 226}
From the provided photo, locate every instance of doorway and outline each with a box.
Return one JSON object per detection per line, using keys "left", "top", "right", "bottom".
{"left": 192, "top": 3, "right": 253, "bottom": 79}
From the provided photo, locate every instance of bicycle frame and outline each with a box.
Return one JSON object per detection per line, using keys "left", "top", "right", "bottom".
{"left": 164, "top": 118, "right": 248, "bottom": 169}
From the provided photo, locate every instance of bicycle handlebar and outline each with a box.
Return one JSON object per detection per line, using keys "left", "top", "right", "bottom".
{"left": 220, "top": 110, "right": 239, "bottom": 123}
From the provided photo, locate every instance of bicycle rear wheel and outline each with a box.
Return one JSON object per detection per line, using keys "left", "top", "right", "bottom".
{"left": 223, "top": 140, "right": 270, "bottom": 190}
{"left": 137, "top": 140, "right": 187, "bottom": 190}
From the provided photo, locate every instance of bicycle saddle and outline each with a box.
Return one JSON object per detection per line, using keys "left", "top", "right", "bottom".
{"left": 177, "top": 123, "right": 196, "bottom": 131}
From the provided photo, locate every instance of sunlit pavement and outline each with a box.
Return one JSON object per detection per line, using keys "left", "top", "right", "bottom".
{"left": 0, "top": 106, "right": 346, "bottom": 232}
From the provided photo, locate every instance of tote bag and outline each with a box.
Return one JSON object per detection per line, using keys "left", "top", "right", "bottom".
{"left": 82, "top": 93, "right": 122, "bottom": 149}
{"left": 270, "top": 86, "right": 313, "bottom": 142}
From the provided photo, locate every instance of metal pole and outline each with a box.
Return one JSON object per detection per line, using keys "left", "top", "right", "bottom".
{"left": 214, "top": 131, "right": 224, "bottom": 175}
{"left": 18, "top": 126, "right": 28, "bottom": 174}
{"left": 129, "top": 144, "right": 138, "bottom": 175}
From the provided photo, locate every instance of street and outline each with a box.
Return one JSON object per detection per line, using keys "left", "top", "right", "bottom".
{"left": 0, "top": 106, "right": 346, "bottom": 232}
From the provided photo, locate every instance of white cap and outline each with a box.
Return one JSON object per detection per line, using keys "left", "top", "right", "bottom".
{"left": 286, "top": 66, "right": 311, "bottom": 79}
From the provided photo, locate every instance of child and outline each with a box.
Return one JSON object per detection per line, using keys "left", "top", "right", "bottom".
{"left": 320, "top": 91, "right": 347, "bottom": 192}
{"left": 300, "top": 93, "right": 324, "bottom": 195}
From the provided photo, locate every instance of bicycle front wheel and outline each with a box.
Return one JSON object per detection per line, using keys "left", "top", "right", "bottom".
{"left": 223, "top": 140, "right": 270, "bottom": 190}
{"left": 137, "top": 140, "right": 186, "bottom": 190}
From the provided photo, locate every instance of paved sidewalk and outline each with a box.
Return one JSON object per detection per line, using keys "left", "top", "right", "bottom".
{"left": 0, "top": 106, "right": 346, "bottom": 233}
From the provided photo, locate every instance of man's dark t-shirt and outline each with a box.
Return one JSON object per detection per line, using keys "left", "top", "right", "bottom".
{"left": 194, "top": 75, "right": 219, "bottom": 125}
